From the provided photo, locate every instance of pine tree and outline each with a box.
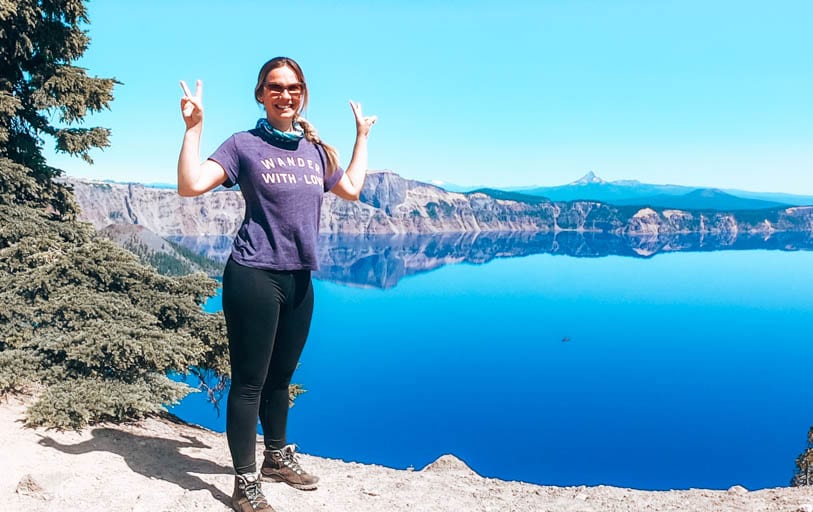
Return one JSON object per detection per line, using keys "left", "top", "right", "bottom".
{"left": 0, "top": 1, "right": 231, "bottom": 429}
{"left": 0, "top": 0, "right": 115, "bottom": 187}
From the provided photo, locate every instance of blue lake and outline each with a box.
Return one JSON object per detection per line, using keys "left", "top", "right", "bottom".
{"left": 169, "top": 235, "right": 813, "bottom": 491}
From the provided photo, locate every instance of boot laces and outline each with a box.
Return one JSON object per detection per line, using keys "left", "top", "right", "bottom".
{"left": 241, "top": 476, "right": 269, "bottom": 509}
{"left": 280, "top": 444, "right": 305, "bottom": 475}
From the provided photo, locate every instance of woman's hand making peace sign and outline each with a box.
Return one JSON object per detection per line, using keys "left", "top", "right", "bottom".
{"left": 331, "top": 101, "right": 377, "bottom": 201}
{"left": 179, "top": 80, "right": 204, "bottom": 130}
{"left": 350, "top": 100, "right": 377, "bottom": 138}
{"left": 176, "top": 79, "right": 227, "bottom": 197}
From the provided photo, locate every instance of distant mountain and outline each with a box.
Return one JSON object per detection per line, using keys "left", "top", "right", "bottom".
{"left": 509, "top": 172, "right": 694, "bottom": 202}
{"left": 721, "top": 189, "right": 813, "bottom": 206}
{"left": 505, "top": 172, "right": 813, "bottom": 209}
{"left": 466, "top": 188, "right": 552, "bottom": 205}
{"left": 572, "top": 170, "right": 605, "bottom": 185}
{"left": 609, "top": 188, "right": 788, "bottom": 211}
{"left": 427, "top": 180, "right": 484, "bottom": 193}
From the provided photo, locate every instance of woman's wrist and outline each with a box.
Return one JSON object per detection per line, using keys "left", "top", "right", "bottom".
{"left": 184, "top": 124, "right": 203, "bottom": 138}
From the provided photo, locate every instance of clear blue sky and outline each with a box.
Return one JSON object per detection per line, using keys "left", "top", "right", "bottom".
{"left": 45, "top": 0, "right": 812, "bottom": 193}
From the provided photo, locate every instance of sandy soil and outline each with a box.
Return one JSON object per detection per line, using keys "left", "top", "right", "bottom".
{"left": 3, "top": 394, "right": 813, "bottom": 512}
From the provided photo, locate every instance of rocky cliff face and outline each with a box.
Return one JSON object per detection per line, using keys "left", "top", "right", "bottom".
{"left": 69, "top": 181, "right": 243, "bottom": 236}
{"left": 65, "top": 172, "right": 813, "bottom": 237}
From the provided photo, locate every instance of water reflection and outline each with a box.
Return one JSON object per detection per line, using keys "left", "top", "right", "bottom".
{"left": 169, "top": 231, "right": 813, "bottom": 288}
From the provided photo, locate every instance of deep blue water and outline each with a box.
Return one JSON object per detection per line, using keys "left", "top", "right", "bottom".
{"left": 170, "top": 245, "right": 813, "bottom": 491}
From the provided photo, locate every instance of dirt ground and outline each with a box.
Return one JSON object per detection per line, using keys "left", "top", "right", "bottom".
{"left": 4, "top": 394, "right": 813, "bottom": 512}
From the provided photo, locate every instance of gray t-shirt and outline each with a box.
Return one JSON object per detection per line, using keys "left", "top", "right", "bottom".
{"left": 209, "top": 129, "right": 344, "bottom": 270}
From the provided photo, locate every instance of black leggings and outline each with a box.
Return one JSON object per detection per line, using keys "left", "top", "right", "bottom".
{"left": 222, "top": 258, "right": 314, "bottom": 474}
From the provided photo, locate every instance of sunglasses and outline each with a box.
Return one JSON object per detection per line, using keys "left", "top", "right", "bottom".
{"left": 263, "top": 82, "right": 304, "bottom": 97}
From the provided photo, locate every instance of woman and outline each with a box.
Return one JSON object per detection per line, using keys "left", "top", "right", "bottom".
{"left": 178, "top": 56, "right": 376, "bottom": 512}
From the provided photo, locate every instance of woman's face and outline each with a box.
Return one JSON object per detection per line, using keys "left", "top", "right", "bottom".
{"left": 258, "top": 65, "right": 304, "bottom": 130}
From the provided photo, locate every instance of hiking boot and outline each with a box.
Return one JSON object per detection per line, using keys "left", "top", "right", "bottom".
{"left": 232, "top": 473, "right": 275, "bottom": 512}
{"left": 261, "top": 444, "right": 319, "bottom": 490}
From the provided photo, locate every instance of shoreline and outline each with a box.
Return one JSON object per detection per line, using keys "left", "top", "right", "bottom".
{"left": 5, "top": 394, "right": 813, "bottom": 511}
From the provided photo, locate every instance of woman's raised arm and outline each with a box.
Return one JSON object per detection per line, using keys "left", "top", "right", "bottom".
{"left": 177, "top": 79, "right": 227, "bottom": 197}
{"left": 330, "top": 100, "right": 377, "bottom": 201}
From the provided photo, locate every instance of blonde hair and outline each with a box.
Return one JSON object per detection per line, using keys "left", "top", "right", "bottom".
{"left": 254, "top": 57, "right": 340, "bottom": 175}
